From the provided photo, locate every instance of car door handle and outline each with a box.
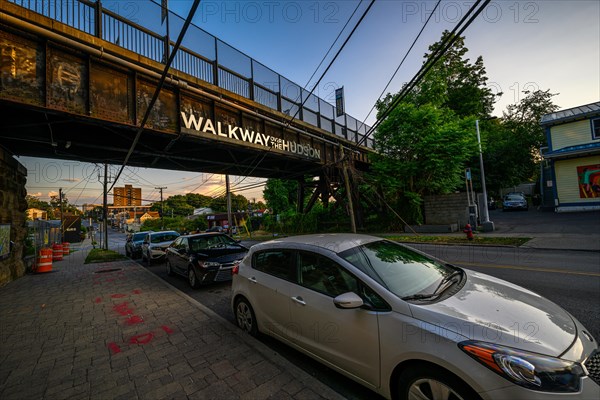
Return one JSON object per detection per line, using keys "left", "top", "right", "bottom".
{"left": 248, "top": 277, "right": 257, "bottom": 283}
{"left": 291, "top": 296, "right": 306, "bottom": 305}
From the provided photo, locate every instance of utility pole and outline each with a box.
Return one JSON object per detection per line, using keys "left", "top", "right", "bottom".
{"left": 225, "top": 175, "right": 233, "bottom": 235}
{"left": 102, "top": 164, "right": 109, "bottom": 250}
{"left": 155, "top": 187, "right": 167, "bottom": 229}
{"left": 476, "top": 119, "right": 494, "bottom": 232}
{"left": 59, "top": 188, "right": 64, "bottom": 242}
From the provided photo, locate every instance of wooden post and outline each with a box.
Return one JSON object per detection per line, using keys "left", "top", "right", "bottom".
{"left": 339, "top": 145, "right": 356, "bottom": 233}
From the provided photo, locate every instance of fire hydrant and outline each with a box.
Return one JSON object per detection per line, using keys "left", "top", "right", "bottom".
{"left": 463, "top": 224, "right": 474, "bottom": 241}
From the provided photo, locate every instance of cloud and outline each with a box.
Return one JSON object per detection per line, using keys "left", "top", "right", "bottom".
{"left": 48, "top": 191, "right": 59, "bottom": 197}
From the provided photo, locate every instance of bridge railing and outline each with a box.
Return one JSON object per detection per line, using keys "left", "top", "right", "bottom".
{"left": 8, "top": 0, "right": 374, "bottom": 149}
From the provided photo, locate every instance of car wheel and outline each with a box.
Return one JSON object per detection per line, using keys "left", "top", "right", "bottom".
{"left": 188, "top": 267, "right": 200, "bottom": 289}
{"left": 166, "top": 260, "right": 174, "bottom": 276}
{"left": 234, "top": 297, "right": 258, "bottom": 337}
{"left": 397, "top": 364, "right": 480, "bottom": 400}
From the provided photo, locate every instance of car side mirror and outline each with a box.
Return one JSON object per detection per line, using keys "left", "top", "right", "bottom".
{"left": 333, "top": 292, "right": 364, "bottom": 309}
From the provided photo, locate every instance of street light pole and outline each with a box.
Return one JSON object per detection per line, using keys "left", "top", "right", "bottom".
{"left": 476, "top": 120, "right": 494, "bottom": 231}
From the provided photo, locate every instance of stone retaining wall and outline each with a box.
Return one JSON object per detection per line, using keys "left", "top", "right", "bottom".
{"left": 0, "top": 149, "right": 28, "bottom": 285}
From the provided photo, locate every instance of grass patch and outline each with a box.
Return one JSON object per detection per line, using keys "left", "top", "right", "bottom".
{"left": 85, "top": 248, "right": 128, "bottom": 264}
{"left": 387, "top": 235, "right": 531, "bottom": 246}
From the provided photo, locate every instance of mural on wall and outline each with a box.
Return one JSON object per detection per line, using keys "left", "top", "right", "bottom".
{"left": 577, "top": 164, "right": 600, "bottom": 198}
{"left": 90, "top": 64, "right": 131, "bottom": 123}
{"left": 47, "top": 48, "right": 87, "bottom": 114}
{"left": 0, "top": 32, "right": 43, "bottom": 105}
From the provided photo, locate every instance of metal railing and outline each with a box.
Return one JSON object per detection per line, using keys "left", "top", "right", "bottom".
{"left": 8, "top": 0, "right": 374, "bottom": 148}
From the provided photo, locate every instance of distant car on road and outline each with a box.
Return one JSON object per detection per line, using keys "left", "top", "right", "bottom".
{"left": 502, "top": 193, "right": 528, "bottom": 211}
{"left": 165, "top": 233, "right": 248, "bottom": 288}
{"left": 231, "top": 233, "right": 599, "bottom": 400}
{"left": 125, "top": 230, "right": 152, "bottom": 259}
{"left": 141, "top": 230, "right": 180, "bottom": 266}
{"left": 206, "top": 226, "right": 224, "bottom": 233}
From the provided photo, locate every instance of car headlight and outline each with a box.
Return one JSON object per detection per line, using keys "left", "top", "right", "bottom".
{"left": 459, "top": 341, "right": 585, "bottom": 392}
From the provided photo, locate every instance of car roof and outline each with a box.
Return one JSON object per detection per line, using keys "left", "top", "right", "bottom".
{"left": 256, "top": 233, "right": 382, "bottom": 254}
{"left": 150, "top": 230, "right": 179, "bottom": 235}
{"left": 183, "top": 232, "right": 228, "bottom": 238}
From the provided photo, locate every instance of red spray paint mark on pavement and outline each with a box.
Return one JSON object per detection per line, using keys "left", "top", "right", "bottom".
{"left": 108, "top": 342, "right": 122, "bottom": 354}
{"left": 113, "top": 302, "right": 134, "bottom": 316}
{"left": 126, "top": 315, "right": 144, "bottom": 325}
{"left": 94, "top": 297, "right": 102, "bottom": 304}
{"left": 110, "top": 294, "right": 127, "bottom": 298}
{"left": 161, "top": 325, "right": 174, "bottom": 334}
{"left": 105, "top": 278, "right": 115, "bottom": 283}
{"left": 129, "top": 332, "right": 154, "bottom": 345}
{"left": 132, "top": 289, "right": 142, "bottom": 295}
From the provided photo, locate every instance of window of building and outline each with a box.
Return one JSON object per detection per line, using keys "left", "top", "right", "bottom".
{"left": 592, "top": 118, "right": 600, "bottom": 140}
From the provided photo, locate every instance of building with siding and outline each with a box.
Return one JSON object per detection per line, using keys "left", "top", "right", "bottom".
{"left": 541, "top": 101, "right": 600, "bottom": 212}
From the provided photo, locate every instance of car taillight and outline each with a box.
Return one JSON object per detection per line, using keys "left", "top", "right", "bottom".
{"left": 232, "top": 265, "right": 239, "bottom": 275}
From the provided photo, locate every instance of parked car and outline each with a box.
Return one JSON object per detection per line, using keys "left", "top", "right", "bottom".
{"left": 502, "top": 193, "right": 529, "bottom": 211}
{"left": 206, "top": 226, "right": 224, "bottom": 233}
{"left": 141, "top": 230, "right": 180, "bottom": 265}
{"left": 165, "top": 233, "right": 248, "bottom": 288}
{"left": 231, "top": 234, "right": 599, "bottom": 400}
{"left": 125, "top": 230, "right": 152, "bottom": 259}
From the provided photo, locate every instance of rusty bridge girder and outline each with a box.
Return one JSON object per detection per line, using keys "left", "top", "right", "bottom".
{"left": 0, "top": 1, "right": 372, "bottom": 182}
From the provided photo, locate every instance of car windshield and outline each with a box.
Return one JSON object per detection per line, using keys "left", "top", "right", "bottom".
{"left": 133, "top": 232, "right": 149, "bottom": 241}
{"left": 189, "top": 235, "right": 238, "bottom": 251}
{"left": 338, "top": 240, "right": 452, "bottom": 298}
{"left": 505, "top": 195, "right": 524, "bottom": 201}
{"left": 151, "top": 232, "right": 179, "bottom": 243}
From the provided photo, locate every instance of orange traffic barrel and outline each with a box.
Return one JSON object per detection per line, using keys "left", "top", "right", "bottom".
{"left": 52, "top": 243, "right": 64, "bottom": 261}
{"left": 62, "top": 242, "right": 70, "bottom": 256}
{"left": 37, "top": 248, "right": 53, "bottom": 273}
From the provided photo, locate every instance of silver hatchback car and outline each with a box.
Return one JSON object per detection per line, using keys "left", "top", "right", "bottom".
{"left": 231, "top": 234, "right": 599, "bottom": 400}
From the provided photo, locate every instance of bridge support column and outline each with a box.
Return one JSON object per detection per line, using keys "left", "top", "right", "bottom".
{"left": 296, "top": 179, "right": 305, "bottom": 214}
{"left": 319, "top": 173, "right": 329, "bottom": 209}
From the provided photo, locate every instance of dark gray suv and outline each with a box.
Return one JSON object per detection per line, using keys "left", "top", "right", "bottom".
{"left": 125, "top": 230, "right": 153, "bottom": 259}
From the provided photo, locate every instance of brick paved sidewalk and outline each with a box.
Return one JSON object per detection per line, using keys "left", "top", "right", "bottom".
{"left": 0, "top": 245, "right": 345, "bottom": 400}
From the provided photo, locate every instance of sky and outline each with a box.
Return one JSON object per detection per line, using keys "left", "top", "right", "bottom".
{"left": 17, "top": 0, "right": 600, "bottom": 208}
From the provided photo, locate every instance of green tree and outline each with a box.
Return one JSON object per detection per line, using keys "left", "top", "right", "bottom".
{"left": 263, "top": 179, "right": 299, "bottom": 214}
{"left": 184, "top": 193, "right": 212, "bottom": 208}
{"left": 150, "top": 195, "right": 194, "bottom": 217}
{"left": 403, "top": 30, "right": 498, "bottom": 118}
{"left": 49, "top": 194, "right": 80, "bottom": 216}
{"left": 209, "top": 194, "right": 249, "bottom": 212}
{"left": 479, "top": 90, "right": 560, "bottom": 192}
{"left": 371, "top": 103, "right": 477, "bottom": 222}
{"left": 370, "top": 31, "right": 496, "bottom": 224}
{"left": 26, "top": 195, "right": 55, "bottom": 219}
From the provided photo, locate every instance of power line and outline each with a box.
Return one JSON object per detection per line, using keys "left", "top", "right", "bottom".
{"left": 233, "top": 0, "right": 376, "bottom": 185}
{"left": 356, "top": 0, "right": 442, "bottom": 134}
{"left": 358, "top": 0, "right": 491, "bottom": 146}
{"left": 108, "top": 0, "right": 202, "bottom": 193}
